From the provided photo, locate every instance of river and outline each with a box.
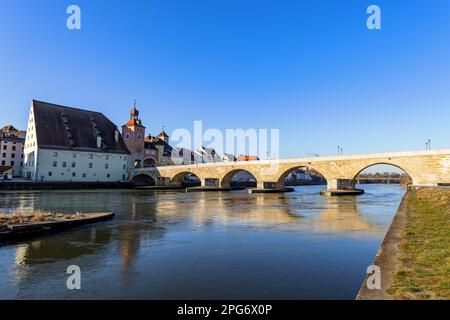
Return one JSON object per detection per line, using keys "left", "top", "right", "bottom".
{"left": 0, "top": 184, "right": 405, "bottom": 299}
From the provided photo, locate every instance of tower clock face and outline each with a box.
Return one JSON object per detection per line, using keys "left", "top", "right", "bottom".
{"left": 125, "top": 133, "right": 131, "bottom": 140}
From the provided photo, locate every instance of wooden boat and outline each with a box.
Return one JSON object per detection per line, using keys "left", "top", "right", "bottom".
{"left": 0, "top": 212, "right": 115, "bottom": 243}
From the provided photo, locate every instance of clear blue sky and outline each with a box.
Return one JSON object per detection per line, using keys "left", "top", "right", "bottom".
{"left": 0, "top": 0, "right": 449, "bottom": 158}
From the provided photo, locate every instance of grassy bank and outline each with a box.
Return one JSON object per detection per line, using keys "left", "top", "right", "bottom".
{"left": 387, "top": 188, "right": 450, "bottom": 299}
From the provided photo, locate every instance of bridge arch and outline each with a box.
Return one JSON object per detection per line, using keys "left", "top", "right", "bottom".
{"left": 352, "top": 162, "right": 413, "bottom": 185}
{"left": 276, "top": 166, "right": 328, "bottom": 188}
{"left": 220, "top": 169, "right": 257, "bottom": 188}
{"left": 132, "top": 174, "right": 156, "bottom": 186}
{"left": 170, "top": 171, "right": 201, "bottom": 187}
{"left": 143, "top": 157, "right": 157, "bottom": 168}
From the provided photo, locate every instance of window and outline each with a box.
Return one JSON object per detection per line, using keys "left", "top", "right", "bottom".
{"left": 12, "top": 146, "right": 16, "bottom": 151}
{"left": 1, "top": 161, "right": 5, "bottom": 166}
{"left": 71, "top": 162, "right": 76, "bottom": 168}
{"left": 123, "top": 164, "right": 126, "bottom": 170}
{"left": 89, "top": 163, "right": 93, "bottom": 169}
{"left": 82, "top": 173, "right": 86, "bottom": 178}
{"left": 107, "top": 174, "right": 110, "bottom": 178}
{"left": 2, "top": 145, "right": 6, "bottom": 150}
{"left": 2, "top": 153, "right": 5, "bottom": 158}
{"left": 10, "top": 161, "right": 14, "bottom": 166}
{"left": 53, "top": 161, "right": 57, "bottom": 167}
{"left": 105, "top": 164, "right": 109, "bottom": 169}
{"left": 53, "top": 152, "right": 58, "bottom": 157}
{"left": 72, "top": 172, "right": 76, "bottom": 177}
{"left": 62, "top": 162, "right": 67, "bottom": 168}
{"left": 48, "top": 172, "right": 52, "bottom": 177}
{"left": 11, "top": 153, "right": 15, "bottom": 158}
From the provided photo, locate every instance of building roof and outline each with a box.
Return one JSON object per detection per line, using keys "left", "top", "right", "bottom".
{"left": 158, "top": 130, "right": 169, "bottom": 137}
{"left": 144, "top": 140, "right": 158, "bottom": 151}
{"left": 123, "top": 102, "right": 145, "bottom": 128}
{"left": 1, "top": 124, "right": 17, "bottom": 132}
{"left": 236, "top": 155, "right": 259, "bottom": 161}
{"left": 32, "top": 100, "right": 130, "bottom": 154}
{"left": 152, "top": 137, "right": 173, "bottom": 155}
{"left": 0, "top": 124, "right": 25, "bottom": 140}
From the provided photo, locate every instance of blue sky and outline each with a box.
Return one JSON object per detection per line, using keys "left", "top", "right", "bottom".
{"left": 0, "top": 0, "right": 449, "bottom": 158}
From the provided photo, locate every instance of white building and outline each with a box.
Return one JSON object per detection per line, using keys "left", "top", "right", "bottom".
{"left": 0, "top": 125, "right": 26, "bottom": 176}
{"left": 23, "top": 100, "right": 130, "bottom": 182}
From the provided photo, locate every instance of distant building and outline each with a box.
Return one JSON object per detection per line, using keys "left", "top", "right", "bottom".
{"left": 0, "top": 125, "right": 26, "bottom": 176}
{"left": 143, "top": 136, "right": 159, "bottom": 167}
{"left": 222, "top": 153, "right": 236, "bottom": 162}
{"left": 194, "top": 146, "right": 222, "bottom": 163}
{"left": 287, "top": 170, "right": 313, "bottom": 182}
{"left": 236, "top": 155, "right": 259, "bottom": 161}
{"left": 23, "top": 100, "right": 130, "bottom": 182}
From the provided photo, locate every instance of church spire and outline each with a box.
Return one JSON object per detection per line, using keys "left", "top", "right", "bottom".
{"left": 130, "top": 100, "right": 139, "bottom": 119}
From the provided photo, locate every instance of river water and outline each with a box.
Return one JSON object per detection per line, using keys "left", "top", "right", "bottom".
{"left": 0, "top": 184, "right": 405, "bottom": 299}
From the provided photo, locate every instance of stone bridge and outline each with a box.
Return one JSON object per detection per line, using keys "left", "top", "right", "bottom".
{"left": 130, "top": 149, "right": 450, "bottom": 192}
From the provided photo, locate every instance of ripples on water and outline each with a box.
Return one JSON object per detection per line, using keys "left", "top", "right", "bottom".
{"left": 0, "top": 184, "right": 405, "bottom": 299}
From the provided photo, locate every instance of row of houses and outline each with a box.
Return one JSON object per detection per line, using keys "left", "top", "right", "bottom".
{"left": 1, "top": 100, "right": 259, "bottom": 182}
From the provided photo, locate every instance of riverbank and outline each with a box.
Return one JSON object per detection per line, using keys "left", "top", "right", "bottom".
{"left": 357, "top": 187, "right": 450, "bottom": 300}
{"left": 0, "top": 181, "right": 134, "bottom": 190}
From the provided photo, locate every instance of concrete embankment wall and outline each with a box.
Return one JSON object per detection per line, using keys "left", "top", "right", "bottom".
{"left": 0, "top": 181, "right": 134, "bottom": 190}
{"left": 356, "top": 191, "right": 411, "bottom": 300}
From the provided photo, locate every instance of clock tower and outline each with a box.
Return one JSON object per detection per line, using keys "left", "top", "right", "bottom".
{"left": 122, "top": 101, "right": 146, "bottom": 168}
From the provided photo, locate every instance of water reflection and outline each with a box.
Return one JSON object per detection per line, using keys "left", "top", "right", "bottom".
{"left": 0, "top": 185, "right": 405, "bottom": 299}
{"left": 314, "top": 196, "right": 377, "bottom": 234}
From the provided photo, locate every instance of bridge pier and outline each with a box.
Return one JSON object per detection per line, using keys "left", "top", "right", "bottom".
{"left": 248, "top": 182, "right": 294, "bottom": 194}
{"left": 320, "top": 179, "right": 364, "bottom": 196}
{"left": 186, "top": 178, "right": 237, "bottom": 192}
{"left": 156, "top": 177, "right": 171, "bottom": 186}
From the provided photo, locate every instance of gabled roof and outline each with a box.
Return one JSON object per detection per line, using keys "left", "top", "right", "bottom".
{"left": 158, "top": 130, "right": 169, "bottom": 137}
{"left": 152, "top": 137, "right": 173, "bottom": 154}
{"left": 1, "top": 124, "right": 17, "bottom": 132}
{"left": 144, "top": 140, "right": 158, "bottom": 151}
{"left": 32, "top": 100, "right": 130, "bottom": 154}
